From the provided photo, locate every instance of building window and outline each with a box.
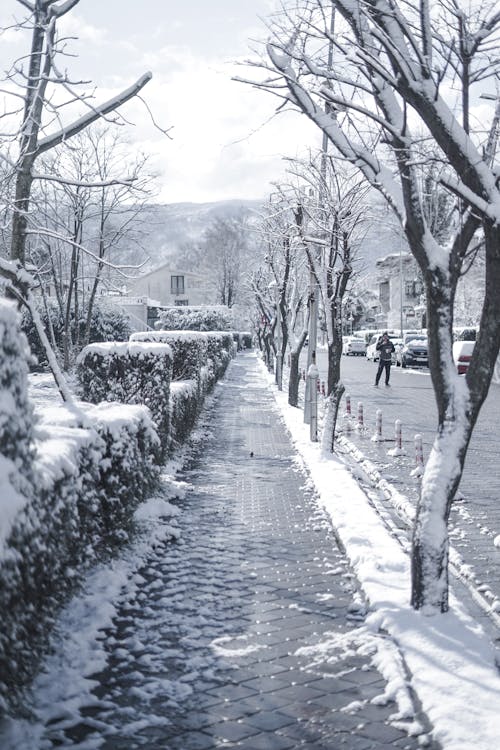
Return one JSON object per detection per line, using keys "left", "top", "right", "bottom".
{"left": 405, "top": 280, "right": 416, "bottom": 297}
{"left": 171, "top": 275, "right": 185, "bottom": 295}
{"left": 175, "top": 299, "right": 188, "bottom": 306}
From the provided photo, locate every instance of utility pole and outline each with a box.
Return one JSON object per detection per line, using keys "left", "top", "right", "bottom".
{"left": 304, "top": 8, "right": 335, "bottom": 427}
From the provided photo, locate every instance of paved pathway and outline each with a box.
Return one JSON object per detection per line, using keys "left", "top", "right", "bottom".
{"left": 17, "top": 354, "right": 439, "bottom": 749}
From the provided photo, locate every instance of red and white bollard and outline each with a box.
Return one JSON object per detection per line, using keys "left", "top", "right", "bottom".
{"left": 317, "top": 379, "right": 321, "bottom": 394}
{"left": 388, "top": 419, "right": 406, "bottom": 456}
{"left": 411, "top": 434, "right": 424, "bottom": 477}
{"left": 371, "top": 409, "right": 383, "bottom": 442}
{"left": 356, "top": 401, "right": 364, "bottom": 431}
{"left": 342, "top": 394, "right": 353, "bottom": 431}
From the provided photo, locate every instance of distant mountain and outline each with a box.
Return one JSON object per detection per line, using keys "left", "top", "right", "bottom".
{"left": 135, "top": 199, "right": 263, "bottom": 272}
{"left": 121, "top": 196, "right": 398, "bottom": 283}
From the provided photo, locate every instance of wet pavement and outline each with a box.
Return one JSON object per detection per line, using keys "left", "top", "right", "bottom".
{"left": 6, "top": 354, "right": 439, "bottom": 749}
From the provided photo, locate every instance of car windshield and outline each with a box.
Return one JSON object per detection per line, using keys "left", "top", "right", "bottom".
{"left": 405, "top": 335, "right": 426, "bottom": 343}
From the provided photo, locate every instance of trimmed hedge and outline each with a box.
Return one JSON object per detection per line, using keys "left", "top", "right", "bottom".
{"left": 156, "top": 305, "right": 232, "bottom": 332}
{"left": 170, "top": 380, "right": 200, "bottom": 448}
{"left": 0, "top": 301, "right": 35, "bottom": 483}
{"left": 130, "top": 330, "right": 235, "bottom": 393}
{"left": 130, "top": 330, "right": 208, "bottom": 381}
{"left": 0, "top": 406, "right": 160, "bottom": 711}
{"left": 77, "top": 341, "right": 172, "bottom": 458}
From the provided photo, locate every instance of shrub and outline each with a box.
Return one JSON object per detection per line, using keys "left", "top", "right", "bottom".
{"left": 77, "top": 342, "right": 172, "bottom": 457}
{"left": 130, "top": 330, "right": 208, "bottom": 381}
{"left": 0, "top": 301, "right": 35, "bottom": 482}
{"left": 0, "top": 404, "right": 159, "bottom": 712}
{"left": 21, "top": 299, "right": 131, "bottom": 370}
{"left": 170, "top": 380, "right": 199, "bottom": 448}
{"left": 156, "top": 305, "right": 232, "bottom": 332}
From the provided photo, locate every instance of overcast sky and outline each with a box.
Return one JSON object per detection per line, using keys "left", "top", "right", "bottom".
{"left": 1, "top": 0, "right": 320, "bottom": 205}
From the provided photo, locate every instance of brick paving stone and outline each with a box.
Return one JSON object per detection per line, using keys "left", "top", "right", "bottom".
{"left": 358, "top": 720, "right": 409, "bottom": 743}
{"left": 237, "top": 732, "right": 296, "bottom": 750}
{"left": 244, "top": 710, "right": 296, "bottom": 731}
{"left": 28, "top": 353, "right": 441, "bottom": 750}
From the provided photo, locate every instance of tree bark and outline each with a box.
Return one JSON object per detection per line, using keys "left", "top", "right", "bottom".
{"left": 411, "top": 222, "right": 500, "bottom": 610}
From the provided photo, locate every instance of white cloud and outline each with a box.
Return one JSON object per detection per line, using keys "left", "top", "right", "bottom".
{"left": 115, "top": 46, "right": 321, "bottom": 202}
{"left": 0, "top": 0, "right": 321, "bottom": 204}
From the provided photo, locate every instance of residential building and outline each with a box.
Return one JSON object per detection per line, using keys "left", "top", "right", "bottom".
{"left": 131, "top": 264, "right": 211, "bottom": 307}
{"left": 375, "top": 252, "right": 425, "bottom": 332}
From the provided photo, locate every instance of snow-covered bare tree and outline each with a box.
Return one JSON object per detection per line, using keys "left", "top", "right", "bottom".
{"left": 31, "top": 128, "right": 153, "bottom": 367}
{"left": 255, "top": 189, "right": 309, "bottom": 404}
{"left": 242, "top": 0, "right": 500, "bottom": 611}
{"left": 286, "top": 156, "right": 368, "bottom": 450}
{"left": 0, "top": 0, "right": 156, "bottom": 400}
{"left": 179, "top": 214, "right": 252, "bottom": 308}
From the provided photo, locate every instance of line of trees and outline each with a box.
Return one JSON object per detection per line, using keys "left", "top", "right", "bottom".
{"left": 241, "top": 0, "right": 500, "bottom": 612}
{"left": 0, "top": 0, "right": 160, "bottom": 390}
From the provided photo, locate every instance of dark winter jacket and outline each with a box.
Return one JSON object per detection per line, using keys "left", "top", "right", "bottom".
{"left": 376, "top": 338, "right": 395, "bottom": 362}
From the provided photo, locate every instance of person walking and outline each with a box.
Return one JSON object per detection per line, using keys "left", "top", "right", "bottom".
{"left": 375, "top": 332, "right": 395, "bottom": 386}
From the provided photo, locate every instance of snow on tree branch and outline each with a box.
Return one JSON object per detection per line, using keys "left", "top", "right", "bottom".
{"left": 36, "top": 72, "right": 153, "bottom": 155}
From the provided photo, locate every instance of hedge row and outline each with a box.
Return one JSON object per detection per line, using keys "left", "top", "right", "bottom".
{"left": 0, "top": 299, "right": 162, "bottom": 713}
{"left": 0, "top": 307, "right": 237, "bottom": 714}
{"left": 78, "top": 331, "right": 236, "bottom": 453}
{"left": 129, "top": 329, "right": 236, "bottom": 389}
{"left": 0, "top": 406, "right": 159, "bottom": 710}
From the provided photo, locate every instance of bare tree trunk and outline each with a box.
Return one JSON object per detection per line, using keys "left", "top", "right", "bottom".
{"left": 288, "top": 350, "right": 301, "bottom": 406}
{"left": 321, "top": 332, "right": 345, "bottom": 452}
{"left": 411, "top": 222, "right": 500, "bottom": 609}
{"left": 321, "top": 382, "right": 345, "bottom": 454}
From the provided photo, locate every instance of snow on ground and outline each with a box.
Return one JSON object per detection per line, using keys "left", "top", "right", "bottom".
{"left": 2, "top": 360, "right": 500, "bottom": 749}
{"left": 259, "top": 359, "right": 500, "bottom": 750}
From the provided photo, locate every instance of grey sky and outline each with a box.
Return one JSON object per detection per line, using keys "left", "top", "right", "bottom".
{"left": 1, "top": 0, "right": 319, "bottom": 204}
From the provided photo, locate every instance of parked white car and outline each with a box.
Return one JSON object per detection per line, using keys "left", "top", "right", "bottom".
{"left": 342, "top": 336, "right": 366, "bottom": 356}
{"left": 365, "top": 334, "right": 380, "bottom": 361}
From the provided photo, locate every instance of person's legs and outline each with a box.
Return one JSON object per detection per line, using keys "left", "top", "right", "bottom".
{"left": 384, "top": 361, "right": 391, "bottom": 385}
{"left": 375, "top": 360, "right": 383, "bottom": 385}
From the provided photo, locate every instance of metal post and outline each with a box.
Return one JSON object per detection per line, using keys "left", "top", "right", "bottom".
{"left": 307, "top": 354, "right": 319, "bottom": 442}
{"left": 356, "top": 401, "right": 364, "bottom": 431}
{"left": 304, "top": 267, "right": 317, "bottom": 424}
{"left": 275, "top": 284, "right": 282, "bottom": 391}
{"left": 395, "top": 419, "right": 402, "bottom": 451}
{"left": 410, "top": 434, "right": 424, "bottom": 477}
